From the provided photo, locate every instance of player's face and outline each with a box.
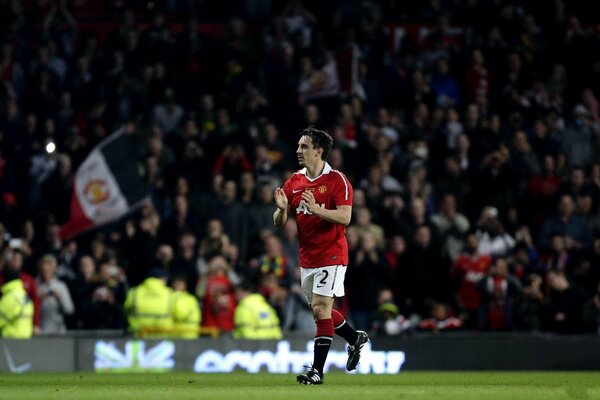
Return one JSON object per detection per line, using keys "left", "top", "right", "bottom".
{"left": 296, "top": 135, "right": 321, "bottom": 167}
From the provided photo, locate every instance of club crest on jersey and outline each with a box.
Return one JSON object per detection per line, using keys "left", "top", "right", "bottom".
{"left": 317, "top": 185, "right": 327, "bottom": 194}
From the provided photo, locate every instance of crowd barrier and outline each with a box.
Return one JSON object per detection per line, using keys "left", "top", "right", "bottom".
{"left": 1, "top": 333, "right": 598, "bottom": 373}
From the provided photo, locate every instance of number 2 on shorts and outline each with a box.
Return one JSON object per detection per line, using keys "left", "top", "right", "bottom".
{"left": 316, "top": 270, "right": 329, "bottom": 289}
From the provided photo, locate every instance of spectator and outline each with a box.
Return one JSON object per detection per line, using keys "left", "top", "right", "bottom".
{"left": 476, "top": 206, "right": 516, "bottom": 258}
{"left": 124, "top": 267, "right": 172, "bottom": 338}
{"left": 170, "top": 230, "right": 199, "bottom": 292}
{"left": 431, "top": 58, "right": 461, "bottom": 108}
{"left": 280, "top": 217, "right": 299, "bottom": 271}
{"left": 152, "top": 88, "right": 184, "bottom": 136}
{"left": 539, "top": 194, "right": 592, "bottom": 252}
{"left": 233, "top": 280, "right": 282, "bottom": 339}
{"left": 154, "top": 244, "right": 175, "bottom": 274}
{"left": 171, "top": 275, "right": 201, "bottom": 339}
{"left": 0, "top": 268, "right": 33, "bottom": 338}
{"left": 385, "top": 234, "right": 408, "bottom": 273}
{"left": 558, "top": 105, "right": 597, "bottom": 169}
{"left": 373, "top": 288, "right": 411, "bottom": 336}
{"left": 353, "top": 206, "right": 386, "bottom": 249}
{"left": 582, "top": 281, "right": 600, "bottom": 334}
{"left": 2, "top": 248, "right": 41, "bottom": 333}
{"left": 160, "top": 194, "right": 201, "bottom": 246}
{"left": 397, "top": 225, "right": 446, "bottom": 318}
{"left": 212, "top": 180, "right": 249, "bottom": 260}
{"left": 279, "top": 268, "right": 314, "bottom": 334}
{"left": 538, "top": 234, "right": 571, "bottom": 274}
{"left": 452, "top": 232, "right": 493, "bottom": 328}
{"left": 435, "top": 155, "right": 471, "bottom": 212}
{"left": 476, "top": 257, "right": 522, "bottom": 330}
{"left": 513, "top": 273, "right": 545, "bottom": 331}
{"left": 511, "top": 227, "right": 539, "bottom": 278}
{"left": 70, "top": 255, "right": 98, "bottom": 328}
{"left": 247, "top": 181, "right": 277, "bottom": 255}
{"left": 80, "top": 282, "right": 126, "bottom": 330}
{"left": 543, "top": 270, "right": 586, "bottom": 333}
{"left": 249, "top": 234, "right": 293, "bottom": 291}
{"left": 197, "top": 255, "right": 236, "bottom": 334}
{"left": 238, "top": 171, "right": 256, "bottom": 205}
{"left": 418, "top": 302, "right": 462, "bottom": 332}
{"left": 36, "top": 254, "right": 74, "bottom": 334}
{"left": 213, "top": 144, "right": 252, "bottom": 183}
{"left": 430, "top": 193, "right": 470, "bottom": 261}
{"left": 96, "top": 261, "right": 128, "bottom": 305}
{"left": 346, "top": 232, "right": 392, "bottom": 331}
{"left": 526, "top": 155, "right": 562, "bottom": 230}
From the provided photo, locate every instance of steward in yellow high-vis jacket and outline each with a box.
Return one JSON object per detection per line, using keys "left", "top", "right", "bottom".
{"left": 0, "top": 268, "right": 34, "bottom": 338}
{"left": 171, "top": 276, "right": 201, "bottom": 339}
{"left": 233, "top": 281, "right": 282, "bottom": 340}
{"left": 124, "top": 268, "right": 174, "bottom": 338}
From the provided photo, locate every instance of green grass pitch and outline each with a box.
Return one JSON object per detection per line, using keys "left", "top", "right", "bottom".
{"left": 0, "top": 372, "right": 598, "bottom": 400}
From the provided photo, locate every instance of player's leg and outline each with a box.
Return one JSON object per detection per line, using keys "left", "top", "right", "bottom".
{"left": 331, "top": 309, "right": 370, "bottom": 371}
{"left": 332, "top": 308, "right": 359, "bottom": 344}
{"left": 330, "top": 266, "right": 369, "bottom": 371}
{"left": 310, "top": 293, "right": 334, "bottom": 373}
{"left": 297, "top": 292, "right": 333, "bottom": 385}
{"left": 296, "top": 267, "right": 333, "bottom": 384}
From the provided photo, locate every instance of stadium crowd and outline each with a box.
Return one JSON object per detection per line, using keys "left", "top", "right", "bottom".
{"left": 1, "top": 0, "right": 600, "bottom": 338}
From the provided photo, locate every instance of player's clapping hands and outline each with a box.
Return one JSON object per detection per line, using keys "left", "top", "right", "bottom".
{"left": 301, "top": 190, "right": 317, "bottom": 213}
{"left": 274, "top": 187, "right": 288, "bottom": 210}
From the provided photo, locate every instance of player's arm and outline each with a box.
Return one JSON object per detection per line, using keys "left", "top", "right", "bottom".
{"left": 313, "top": 204, "right": 352, "bottom": 226}
{"left": 273, "top": 187, "right": 289, "bottom": 227}
{"left": 302, "top": 190, "right": 352, "bottom": 226}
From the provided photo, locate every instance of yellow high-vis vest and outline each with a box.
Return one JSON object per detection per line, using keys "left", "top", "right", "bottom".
{"left": 172, "top": 291, "right": 201, "bottom": 339}
{"left": 0, "top": 279, "right": 34, "bottom": 338}
{"left": 124, "top": 278, "right": 174, "bottom": 338}
{"left": 233, "top": 293, "right": 282, "bottom": 339}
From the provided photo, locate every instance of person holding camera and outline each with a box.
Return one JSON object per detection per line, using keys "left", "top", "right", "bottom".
{"left": 36, "top": 254, "right": 74, "bottom": 334}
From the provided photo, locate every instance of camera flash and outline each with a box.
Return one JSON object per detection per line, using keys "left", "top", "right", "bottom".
{"left": 46, "top": 141, "right": 56, "bottom": 154}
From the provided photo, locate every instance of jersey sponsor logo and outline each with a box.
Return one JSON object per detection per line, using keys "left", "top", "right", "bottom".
{"left": 465, "top": 271, "right": 484, "bottom": 282}
{"left": 296, "top": 202, "right": 325, "bottom": 215}
{"left": 293, "top": 189, "right": 303, "bottom": 193}
{"left": 317, "top": 185, "right": 327, "bottom": 193}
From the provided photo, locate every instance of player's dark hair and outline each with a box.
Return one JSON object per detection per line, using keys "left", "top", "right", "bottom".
{"left": 300, "top": 127, "right": 333, "bottom": 160}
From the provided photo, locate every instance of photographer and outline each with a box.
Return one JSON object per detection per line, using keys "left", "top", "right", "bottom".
{"left": 36, "top": 254, "right": 74, "bottom": 334}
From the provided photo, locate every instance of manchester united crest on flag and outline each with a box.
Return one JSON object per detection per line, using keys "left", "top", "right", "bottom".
{"left": 59, "top": 128, "right": 149, "bottom": 239}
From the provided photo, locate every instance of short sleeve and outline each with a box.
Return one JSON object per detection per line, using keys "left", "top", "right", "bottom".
{"left": 332, "top": 171, "right": 353, "bottom": 207}
{"left": 282, "top": 176, "right": 293, "bottom": 200}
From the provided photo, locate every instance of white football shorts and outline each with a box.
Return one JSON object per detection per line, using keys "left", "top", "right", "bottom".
{"left": 300, "top": 265, "right": 346, "bottom": 304}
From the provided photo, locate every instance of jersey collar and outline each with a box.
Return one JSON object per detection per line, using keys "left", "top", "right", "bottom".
{"left": 299, "top": 162, "right": 332, "bottom": 182}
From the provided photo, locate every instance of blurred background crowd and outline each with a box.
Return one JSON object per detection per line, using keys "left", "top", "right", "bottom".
{"left": 1, "top": 0, "right": 600, "bottom": 338}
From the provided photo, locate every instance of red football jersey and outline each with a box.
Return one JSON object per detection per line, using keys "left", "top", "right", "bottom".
{"left": 283, "top": 163, "right": 353, "bottom": 268}
{"left": 452, "top": 254, "right": 492, "bottom": 310}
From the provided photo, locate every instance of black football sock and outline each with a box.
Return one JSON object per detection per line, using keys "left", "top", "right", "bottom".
{"left": 313, "top": 336, "right": 332, "bottom": 374}
{"left": 313, "top": 318, "right": 334, "bottom": 374}
{"left": 335, "top": 320, "right": 359, "bottom": 345}
{"left": 332, "top": 309, "right": 359, "bottom": 345}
